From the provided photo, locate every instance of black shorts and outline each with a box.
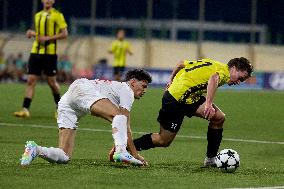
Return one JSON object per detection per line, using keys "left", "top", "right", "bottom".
{"left": 113, "top": 66, "right": 125, "bottom": 75}
{"left": 157, "top": 91, "right": 206, "bottom": 133}
{"left": 28, "top": 53, "right": 58, "bottom": 76}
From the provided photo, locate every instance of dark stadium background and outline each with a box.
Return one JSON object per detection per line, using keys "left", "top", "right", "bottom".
{"left": 0, "top": 0, "right": 284, "bottom": 44}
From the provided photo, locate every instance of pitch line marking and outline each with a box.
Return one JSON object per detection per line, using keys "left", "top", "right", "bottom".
{"left": 226, "top": 186, "right": 284, "bottom": 189}
{"left": 0, "top": 122, "right": 284, "bottom": 145}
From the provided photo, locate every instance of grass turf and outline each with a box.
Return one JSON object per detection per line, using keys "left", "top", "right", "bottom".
{"left": 0, "top": 83, "right": 283, "bottom": 189}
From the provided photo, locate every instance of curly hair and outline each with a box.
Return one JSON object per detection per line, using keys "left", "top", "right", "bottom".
{"left": 228, "top": 57, "right": 253, "bottom": 77}
{"left": 125, "top": 69, "right": 152, "bottom": 83}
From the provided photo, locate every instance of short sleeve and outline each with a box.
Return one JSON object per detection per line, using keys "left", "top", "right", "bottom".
{"left": 56, "top": 13, "right": 67, "bottom": 29}
{"left": 183, "top": 60, "right": 191, "bottom": 66}
{"left": 216, "top": 65, "right": 230, "bottom": 85}
{"left": 119, "top": 85, "right": 134, "bottom": 111}
{"left": 217, "top": 69, "right": 225, "bottom": 81}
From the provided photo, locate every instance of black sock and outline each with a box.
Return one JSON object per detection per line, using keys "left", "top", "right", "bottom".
{"left": 23, "top": 98, "right": 32, "bottom": 109}
{"left": 133, "top": 133, "right": 155, "bottom": 151}
{"left": 206, "top": 127, "right": 223, "bottom": 158}
{"left": 53, "top": 93, "right": 61, "bottom": 107}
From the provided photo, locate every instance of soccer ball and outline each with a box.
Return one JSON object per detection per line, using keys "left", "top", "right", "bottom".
{"left": 216, "top": 149, "right": 240, "bottom": 173}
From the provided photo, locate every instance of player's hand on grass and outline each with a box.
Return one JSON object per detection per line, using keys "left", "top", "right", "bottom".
{"left": 134, "top": 154, "right": 148, "bottom": 166}
{"left": 204, "top": 103, "right": 216, "bottom": 120}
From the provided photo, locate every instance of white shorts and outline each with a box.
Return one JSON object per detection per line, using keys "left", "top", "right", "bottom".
{"left": 57, "top": 78, "right": 107, "bottom": 129}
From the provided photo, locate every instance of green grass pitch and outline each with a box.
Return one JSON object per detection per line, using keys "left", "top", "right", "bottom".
{"left": 0, "top": 83, "right": 283, "bottom": 189}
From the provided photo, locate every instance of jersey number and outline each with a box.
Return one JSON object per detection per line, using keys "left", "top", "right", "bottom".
{"left": 185, "top": 62, "right": 212, "bottom": 72}
{"left": 171, "top": 123, "right": 178, "bottom": 130}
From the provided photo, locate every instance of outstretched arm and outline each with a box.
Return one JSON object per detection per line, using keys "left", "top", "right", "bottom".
{"left": 204, "top": 73, "right": 220, "bottom": 120}
{"left": 166, "top": 61, "right": 185, "bottom": 89}
{"left": 127, "top": 48, "right": 133, "bottom": 56}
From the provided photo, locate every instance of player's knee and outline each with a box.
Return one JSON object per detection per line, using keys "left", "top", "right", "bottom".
{"left": 27, "top": 78, "right": 37, "bottom": 86}
{"left": 211, "top": 112, "right": 225, "bottom": 126}
{"left": 111, "top": 111, "right": 121, "bottom": 118}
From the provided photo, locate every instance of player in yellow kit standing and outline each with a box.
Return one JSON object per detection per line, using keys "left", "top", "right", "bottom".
{"left": 14, "top": 0, "right": 68, "bottom": 118}
{"left": 131, "top": 57, "right": 253, "bottom": 166}
{"left": 108, "top": 29, "right": 133, "bottom": 81}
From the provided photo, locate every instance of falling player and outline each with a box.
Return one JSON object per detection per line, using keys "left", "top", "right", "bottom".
{"left": 20, "top": 69, "right": 152, "bottom": 166}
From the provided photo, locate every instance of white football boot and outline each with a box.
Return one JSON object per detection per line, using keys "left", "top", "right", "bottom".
{"left": 113, "top": 151, "right": 143, "bottom": 166}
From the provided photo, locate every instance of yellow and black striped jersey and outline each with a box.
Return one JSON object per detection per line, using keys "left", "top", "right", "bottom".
{"left": 31, "top": 8, "right": 67, "bottom": 55}
{"left": 110, "top": 40, "right": 131, "bottom": 67}
{"left": 168, "top": 58, "right": 230, "bottom": 104}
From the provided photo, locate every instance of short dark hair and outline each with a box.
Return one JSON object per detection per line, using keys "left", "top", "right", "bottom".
{"left": 125, "top": 69, "right": 152, "bottom": 83}
{"left": 116, "top": 28, "right": 125, "bottom": 35}
{"left": 228, "top": 57, "right": 253, "bottom": 77}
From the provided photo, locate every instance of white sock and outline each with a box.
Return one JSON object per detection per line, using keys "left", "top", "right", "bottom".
{"left": 112, "top": 115, "right": 128, "bottom": 153}
{"left": 37, "top": 146, "right": 70, "bottom": 163}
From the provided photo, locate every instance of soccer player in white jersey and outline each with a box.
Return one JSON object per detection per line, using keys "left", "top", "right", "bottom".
{"left": 20, "top": 69, "right": 152, "bottom": 166}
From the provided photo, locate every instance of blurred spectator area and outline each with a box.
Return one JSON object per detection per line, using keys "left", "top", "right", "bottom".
{"left": 1, "top": 32, "right": 284, "bottom": 82}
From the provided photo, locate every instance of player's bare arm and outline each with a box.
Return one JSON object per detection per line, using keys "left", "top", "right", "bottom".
{"left": 26, "top": 29, "right": 36, "bottom": 38}
{"left": 204, "top": 73, "right": 220, "bottom": 120}
{"left": 38, "top": 28, "right": 68, "bottom": 43}
{"left": 166, "top": 61, "right": 185, "bottom": 89}
{"left": 126, "top": 115, "right": 148, "bottom": 165}
{"left": 127, "top": 49, "right": 133, "bottom": 56}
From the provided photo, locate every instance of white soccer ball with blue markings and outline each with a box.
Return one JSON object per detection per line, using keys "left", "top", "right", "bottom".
{"left": 216, "top": 149, "right": 240, "bottom": 173}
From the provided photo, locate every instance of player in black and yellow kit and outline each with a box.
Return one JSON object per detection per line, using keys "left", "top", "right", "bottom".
{"left": 14, "top": 0, "right": 68, "bottom": 118}
{"left": 131, "top": 57, "right": 253, "bottom": 166}
{"left": 108, "top": 29, "right": 133, "bottom": 81}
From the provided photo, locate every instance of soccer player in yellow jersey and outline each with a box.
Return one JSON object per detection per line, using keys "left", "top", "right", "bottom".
{"left": 108, "top": 29, "right": 133, "bottom": 81}
{"left": 132, "top": 57, "right": 253, "bottom": 166}
{"left": 14, "top": 0, "right": 68, "bottom": 118}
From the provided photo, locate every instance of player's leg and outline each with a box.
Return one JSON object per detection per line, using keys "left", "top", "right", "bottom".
{"left": 195, "top": 102, "right": 225, "bottom": 166}
{"left": 133, "top": 91, "right": 183, "bottom": 151}
{"left": 113, "top": 66, "right": 121, "bottom": 81}
{"left": 45, "top": 54, "right": 61, "bottom": 110}
{"left": 20, "top": 91, "right": 78, "bottom": 166}
{"left": 90, "top": 99, "right": 143, "bottom": 165}
{"left": 20, "top": 120, "right": 75, "bottom": 166}
{"left": 20, "top": 129, "right": 72, "bottom": 166}
{"left": 37, "top": 128, "right": 74, "bottom": 163}
{"left": 14, "top": 74, "right": 38, "bottom": 118}
{"left": 133, "top": 124, "right": 177, "bottom": 151}
{"left": 47, "top": 76, "right": 61, "bottom": 108}
{"left": 90, "top": 99, "right": 128, "bottom": 152}
{"left": 117, "top": 66, "right": 125, "bottom": 81}
{"left": 14, "top": 54, "right": 41, "bottom": 118}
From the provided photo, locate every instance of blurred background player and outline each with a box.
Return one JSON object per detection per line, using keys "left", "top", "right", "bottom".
{"left": 0, "top": 51, "right": 6, "bottom": 81}
{"left": 15, "top": 53, "right": 27, "bottom": 82}
{"left": 14, "top": 0, "right": 68, "bottom": 118}
{"left": 4, "top": 54, "right": 17, "bottom": 82}
{"left": 108, "top": 29, "right": 133, "bottom": 81}
{"left": 130, "top": 57, "right": 253, "bottom": 166}
{"left": 57, "top": 54, "right": 73, "bottom": 84}
{"left": 20, "top": 69, "right": 152, "bottom": 166}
